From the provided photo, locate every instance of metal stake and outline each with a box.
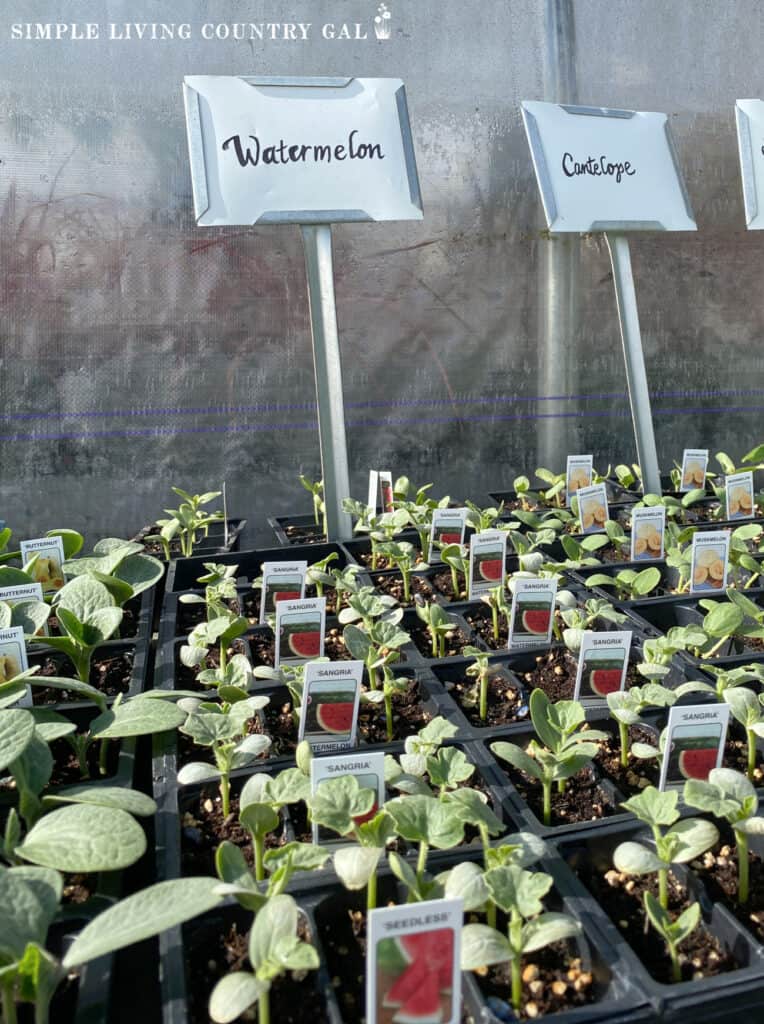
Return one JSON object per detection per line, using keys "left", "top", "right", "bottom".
{"left": 605, "top": 232, "right": 662, "bottom": 495}
{"left": 301, "top": 224, "right": 353, "bottom": 541}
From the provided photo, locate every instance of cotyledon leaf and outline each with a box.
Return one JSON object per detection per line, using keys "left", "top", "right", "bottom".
{"left": 16, "top": 804, "right": 147, "bottom": 872}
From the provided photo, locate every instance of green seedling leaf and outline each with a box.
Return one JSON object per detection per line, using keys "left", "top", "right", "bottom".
{"left": 42, "top": 784, "right": 156, "bottom": 817}
{"left": 461, "top": 924, "right": 512, "bottom": 969}
{"left": 385, "top": 795, "right": 466, "bottom": 849}
{"left": 177, "top": 762, "right": 222, "bottom": 785}
{"left": 440, "top": 860, "right": 489, "bottom": 911}
{"left": 522, "top": 912, "right": 581, "bottom": 953}
{"left": 90, "top": 697, "right": 187, "bottom": 739}
{"left": 485, "top": 864, "right": 553, "bottom": 918}
{"left": 308, "top": 774, "right": 375, "bottom": 836}
{"left": 0, "top": 708, "right": 36, "bottom": 770}
{"left": 16, "top": 804, "right": 147, "bottom": 872}
{"left": 333, "top": 846, "right": 383, "bottom": 890}
{"left": 28, "top": 709, "right": 76, "bottom": 743}
{"left": 209, "top": 974, "right": 268, "bottom": 1024}
{"left": 63, "top": 877, "right": 223, "bottom": 968}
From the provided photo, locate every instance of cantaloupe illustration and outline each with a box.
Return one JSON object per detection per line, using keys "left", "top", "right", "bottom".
{"left": 568, "top": 468, "right": 590, "bottom": 493}
{"left": 647, "top": 529, "right": 662, "bottom": 552}
{"left": 683, "top": 461, "right": 705, "bottom": 487}
{"left": 693, "top": 565, "right": 708, "bottom": 586}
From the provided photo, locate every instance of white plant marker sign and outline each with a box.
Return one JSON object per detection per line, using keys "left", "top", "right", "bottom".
{"left": 522, "top": 101, "right": 697, "bottom": 496}
{"left": 736, "top": 100, "right": 764, "bottom": 229}
{"left": 183, "top": 76, "right": 423, "bottom": 540}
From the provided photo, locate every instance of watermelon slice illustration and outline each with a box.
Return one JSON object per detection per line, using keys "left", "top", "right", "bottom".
{"left": 679, "top": 747, "right": 717, "bottom": 780}
{"left": 589, "top": 667, "right": 623, "bottom": 696}
{"left": 352, "top": 799, "right": 379, "bottom": 827}
{"left": 315, "top": 701, "right": 354, "bottom": 734}
{"left": 273, "top": 590, "right": 301, "bottom": 604}
{"left": 478, "top": 556, "right": 503, "bottom": 582}
{"left": 521, "top": 608, "right": 551, "bottom": 635}
{"left": 437, "top": 531, "right": 461, "bottom": 545}
{"left": 287, "top": 629, "right": 321, "bottom": 658}
{"left": 383, "top": 929, "right": 453, "bottom": 1022}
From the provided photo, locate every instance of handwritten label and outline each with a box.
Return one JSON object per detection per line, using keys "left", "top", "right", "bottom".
{"left": 561, "top": 152, "right": 635, "bottom": 183}
{"left": 184, "top": 76, "right": 423, "bottom": 225}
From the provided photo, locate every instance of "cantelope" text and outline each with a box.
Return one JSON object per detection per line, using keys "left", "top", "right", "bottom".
{"left": 561, "top": 152, "right": 635, "bottom": 184}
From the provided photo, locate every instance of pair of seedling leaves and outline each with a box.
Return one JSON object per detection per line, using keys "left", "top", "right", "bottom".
{"left": 0, "top": 688, "right": 188, "bottom": 875}
{"left": 152, "top": 486, "right": 224, "bottom": 557}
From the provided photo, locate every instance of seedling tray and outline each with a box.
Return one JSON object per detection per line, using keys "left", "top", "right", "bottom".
{"left": 164, "top": 541, "right": 351, "bottom": 592}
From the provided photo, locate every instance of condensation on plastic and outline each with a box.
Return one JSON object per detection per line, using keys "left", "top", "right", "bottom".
{"left": 2, "top": 0, "right": 764, "bottom": 540}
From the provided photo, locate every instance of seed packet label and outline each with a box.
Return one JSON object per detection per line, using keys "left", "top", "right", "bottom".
{"left": 630, "top": 506, "right": 666, "bottom": 562}
{"left": 689, "top": 530, "right": 731, "bottom": 594}
{"left": 508, "top": 578, "right": 558, "bottom": 650}
{"left": 680, "top": 449, "right": 708, "bottom": 492}
{"left": 368, "top": 470, "right": 394, "bottom": 513}
{"left": 259, "top": 561, "right": 307, "bottom": 623}
{"left": 0, "top": 626, "right": 31, "bottom": 707}
{"left": 19, "top": 537, "right": 66, "bottom": 594}
{"left": 574, "top": 630, "right": 632, "bottom": 700}
{"left": 367, "top": 897, "right": 463, "bottom": 1024}
{"left": 468, "top": 530, "right": 507, "bottom": 600}
{"left": 0, "top": 583, "right": 48, "bottom": 637}
{"left": 577, "top": 483, "right": 609, "bottom": 534}
{"left": 298, "top": 660, "right": 363, "bottom": 753}
{"left": 726, "top": 471, "right": 755, "bottom": 521}
{"left": 310, "top": 750, "right": 385, "bottom": 844}
{"left": 429, "top": 508, "right": 468, "bottom": 563}
{"left": 659, "top": 703, "right": 730, "bottom": 790}
{"left": 566, "top": 455, "right": 593, "bottom": 507}
{"left": 274, "top": 597, "right": 326, "bottom": 668}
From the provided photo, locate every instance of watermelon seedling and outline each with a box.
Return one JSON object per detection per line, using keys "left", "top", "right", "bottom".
{"left": 684, "top": 766, "right": 764, "bottom": 904}
{"left": 464, "top": 645, "right": 493, "bottom": 722}
{"left": 461, "top": 863, "right": 580, "bottom": 1012}
{"left": 643, "top": 891, "right": 701, "bottom": 983}
{"left": 439, "top": 543, "right": 468, "bottom": 600}
{"left": 491, "top": 690, "right": 607, "bottom": 826}
{"left": 614, "top": 786, "right": 718, "bottom": 909}
{"left": 481, "top": 584, "right": 508, "bottom": 643}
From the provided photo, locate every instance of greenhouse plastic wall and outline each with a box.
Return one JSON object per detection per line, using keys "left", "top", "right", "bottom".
{"left": 2, "top": 0, "right": 764, "bottom": 538}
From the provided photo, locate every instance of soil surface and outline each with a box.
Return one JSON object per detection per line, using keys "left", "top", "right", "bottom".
{"left": 693, "top": 840, "right": 764, "bottom": 943}
{"left": 180, "top": 789, "right": 290, "bottom": 876}
{"left": 584, "top": 868, "right": 739, "bottom": 983}
{"left": 176, "top": 596, "right": 242, "bottom": 633}
{"left": 447, "top": 671, "right": 528, "bottom": 728}
{"left": 30, "top": 649, "right": 135, "bottom": 704}
{"left": 409, "top": 621, "right": 473, "bottom": 660}
{"left": 492, "top": 749, "right": 617, "bottom": 827}
{"left": 512, "top": 648, "right": 642, "bottom": 703}
{"left": 595, "top": 725, "right": 661, "bottom": 796}
{"left": 369, "top": 571, "right": 434, "bottom": 607}
{"left": 430, "top": 568, "right": 468, "bottom": 602}
{"left": 185, "top": 916, "right": 327, "bottom": 1024}
{"left": 476, "top": 942, "right": 596, "bottom": 1020}
{"left": 282, "top": 524, "right": 327, "bottom": 545}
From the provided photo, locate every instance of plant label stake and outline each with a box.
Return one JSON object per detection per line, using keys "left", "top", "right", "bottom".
{"left": 429, "top": 507, "right": 468, "bottom": 563}
{"left": 522, "top": 102, "right": 696, "bottom": 496}
{"left": 735, "top": 100, "right": 764, "bottom": 230}
{"left": 566, "top": 454, "right": 593, "bottom": 507}
{"left": 726, "top": 471, "right": 755, "bottom": 520}
{"left": 576, "top": 482, "right": 609, "bottom": 534}
{"left": 689, "top": 530, "right": 731, "bottom": 595}
{"left": 0, "top": 583, "right": 48, "bottom": 636}
{"left": 19, "top": 536, "right": 66, "bottom": 595}
{"left": 574, "top": 629, "right": 632, "bottom": 699}
{"left": 0, "top": 625, "right": 31, "bottom": 706}
{"left": 368, "top": 470, "right": 395, "bottom": 514}
{"left": 259, "top": 560, "right": 307, "bottom": 623}
{"left": 310, "top": 750, "right": 385, "bottom": 843}
{"left": 366, "top": 897, "right": 463, "bottom": 1024}
{"left": 679, "top": 448, "right": 708, "bottom": 492}
{"left": 659, "top": 703, "right": 730, "bottom": 790}
{"left": 468, "top": 530, "right": 507, "bottom": 600}
{"left": 222, "top": 480, "right": 228, "bottom": 549}
{"left": 183, "top": 76, "right": 423, "bottom": 541}
{"left": 630, "top": 506, "right": 666, "bottom": 561}
{"left": 508, "top": 577, "right": 558, "bottom": 650}
{"left": 298, "top": 659, "right": 363, "bottom": 754}
{"left": 274, "top": 597, "right": 326, "bottom": 668}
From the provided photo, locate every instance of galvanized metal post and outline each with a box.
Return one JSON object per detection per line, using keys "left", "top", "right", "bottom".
{"left": 301, "top": 224, "right": 353, "bottom": 541}
{"left": 538, "top": 0, "right": 580, "bottom": 470}
{"left": 605, "top": 233, "right": 662, "bottom": 495}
